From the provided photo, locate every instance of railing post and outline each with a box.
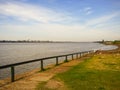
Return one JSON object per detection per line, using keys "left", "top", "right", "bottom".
{"left": 76, "top": 53, "right": 78, "bottom": 59}
{"left": 56, "top": 57, "right": 58, "bottom": 65}
{"left": 65, "top": 55, "right": 68, "bottom": 62}
{"left": 80, "top": 53, "right": 81, "bottom": 58}
{"left": 72, "top": 54, "right": 73, "bottom": 60}
{"left": 11, "top": 66, "right": 15, "bottom": 82}
{"left": 41, "top": 60, "right": 44, "bottom": 71}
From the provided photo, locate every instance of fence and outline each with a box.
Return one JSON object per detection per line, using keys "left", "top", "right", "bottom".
{"left": 0, "top": 50, "right": 94, "bottom": 82}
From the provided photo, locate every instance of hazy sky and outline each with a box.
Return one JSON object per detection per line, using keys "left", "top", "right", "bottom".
{"left": 0, "top": 0, "right": 120, "bottom": 41}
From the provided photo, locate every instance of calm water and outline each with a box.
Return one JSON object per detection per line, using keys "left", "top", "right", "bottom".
{"left": 0, "top": 42, "right": 117, "bottom": 79}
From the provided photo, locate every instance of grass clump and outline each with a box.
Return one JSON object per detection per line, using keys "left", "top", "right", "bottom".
{"left": 56, "top": 54, "right": 120, "bottom": 90}
{"left": 36, "top": 81, "right": 48, "bottom": 90}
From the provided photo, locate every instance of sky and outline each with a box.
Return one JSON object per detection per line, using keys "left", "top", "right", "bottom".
{"left": 0, "top": 0, "right": 120, "bottom": 41}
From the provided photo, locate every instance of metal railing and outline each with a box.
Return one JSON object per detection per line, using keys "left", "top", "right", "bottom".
{"left": 0, "top": 50, "right": 94, "bottom": 82}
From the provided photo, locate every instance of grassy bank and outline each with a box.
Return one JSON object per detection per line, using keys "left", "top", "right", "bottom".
{"left": 55, "top": 53, "right": 120, "bottom": 90}
{"left": 36, "top": 44, "right": 120, "bottom": 90}
{"left": 99, "top": 40, "right": 120, "bottom": 45}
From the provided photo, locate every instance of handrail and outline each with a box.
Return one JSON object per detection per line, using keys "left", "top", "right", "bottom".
{"left": 0, "top": 50, "right": 94, "bottom": 82}
{"left": 0, "top": 51, "right": 91, "bottom": 69}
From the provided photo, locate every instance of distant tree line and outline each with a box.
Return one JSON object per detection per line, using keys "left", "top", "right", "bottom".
{"left": 113, "top": 40, "right": 120, "bottom": 44}
{"left": 0, "top": 40, "right": 53, "bottom": 43}
{"left": 97, "top": 40, "right": 120, "bottom": 45}
{"left": 0, "top": 40, "right": 78, "bottom": 43}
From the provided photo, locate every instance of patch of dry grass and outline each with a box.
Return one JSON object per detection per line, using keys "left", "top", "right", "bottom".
{"left": 86, "top": 54, "right": 120, "bottom": 71}
{"left": 56, "top": 53, "right": 120, "bottom": 90}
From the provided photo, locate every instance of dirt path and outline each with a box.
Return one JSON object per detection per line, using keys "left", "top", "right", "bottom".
{"left": 0, "top": 56, "right": 89, "bottom": 90}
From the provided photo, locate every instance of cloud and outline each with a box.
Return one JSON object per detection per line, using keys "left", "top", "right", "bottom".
{"left": 86, "top": 12, "right": 120, "bottom": 26}
{"left": 0, "top": 0, "right": 28, "bottom": 2}
{"left": 0, "top": 1, "right": 120, "bottom": 41}
{"left": 86, "top": 10, "right": 93, "bottom": 15}
{"left": 0, "top": 2, "right": 71, "bottom": 23}
{"left": 0, "top": 23, "right": 87, "bottom": 41}
{"left": 83, "top": 7, "right": 93, "bottom": 15}
{"left": 84, "top": 7, "right": 91, "bottom": 11}
{"left": 0, "top": 23, "right": 119, "bottom": 41}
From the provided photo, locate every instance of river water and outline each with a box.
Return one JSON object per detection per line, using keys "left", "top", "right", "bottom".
{"left": 0, "top": 42, "right": 117, "bottom": 79}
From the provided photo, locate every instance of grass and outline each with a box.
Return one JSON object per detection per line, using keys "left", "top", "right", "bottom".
{"left": 36, "top": 81, "right": 58, "bottom": 90}
{"left": 56, "top": 54, "right": 120, "bottom": 90}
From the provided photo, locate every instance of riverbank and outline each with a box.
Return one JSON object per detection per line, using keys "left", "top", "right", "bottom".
{"left": 54, "top": 55, "right": 120, "bottom": 90}
{"left": 36, "top": 44, "right": 120, "bottom": 90}
{"left": 0, "top": 44, "right": 120, "bottom": 90}
{"left": 0, "top": 55, "right": 91, "bottom": 90}
{"left": 96, "top": 43, "right": 120, "bottom": 54}
{"left": 38, "top": 45, "right": 120, "bottom": 90}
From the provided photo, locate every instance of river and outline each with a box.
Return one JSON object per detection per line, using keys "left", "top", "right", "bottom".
{"left": 0, "top": 42, "right": 117, "bottom": 79}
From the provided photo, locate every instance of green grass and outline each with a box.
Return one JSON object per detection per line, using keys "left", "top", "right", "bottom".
{"left": 113, "top": 40, "right": 120, "bottom": 44}
{"left": 56, "top": 54, "right": 120, "bottom": 90}
{"left": 36, "top": 81, "right": 47, "bottom": 90}
{"left": 36, "top": 81, "right": 57, "bottom": 90}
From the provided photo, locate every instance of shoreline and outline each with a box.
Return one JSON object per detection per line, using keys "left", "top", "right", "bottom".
{"left": 0, "top": 43, "right": 120, "bottom": 90}
{"left": 0, "top": 43, "right": 118, "bottom": 79}
{"left": 0, "top": 56, "right": 90, "bottom": 89}
{"left": 96, "top": 43, "right": 120, "bottom": 54}
{"left": 0, "top": 44, "right": 116, "bottom": 79}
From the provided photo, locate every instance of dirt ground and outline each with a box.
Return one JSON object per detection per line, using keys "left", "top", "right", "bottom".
{"left": 0, "top": 56, "right": 89, "bottom": 90}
